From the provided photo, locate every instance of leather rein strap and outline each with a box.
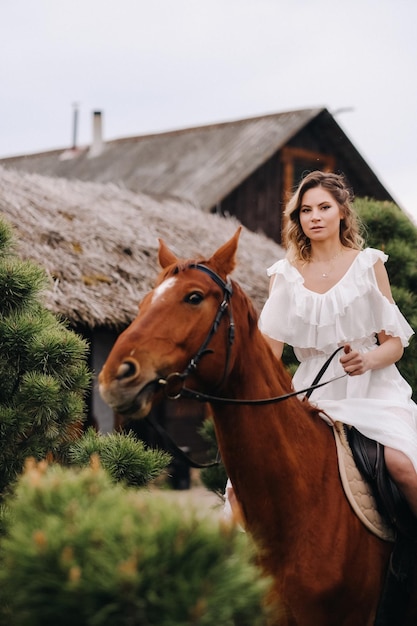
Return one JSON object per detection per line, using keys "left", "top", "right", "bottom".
{"left": 304, "top": 345, "right": 345, "bottom": 400}
{"left": 177, "top": 345, "right": 346, "bottom": 405}
{"left": 145, "top": 413, "right": 220, "bottom": 468}
{"left": 148, "top": 347, "right": 345, "bottom": 469}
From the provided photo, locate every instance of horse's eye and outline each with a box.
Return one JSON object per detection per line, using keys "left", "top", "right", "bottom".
{"left": 185, "top": 291, "right": 204, "bottom": 305}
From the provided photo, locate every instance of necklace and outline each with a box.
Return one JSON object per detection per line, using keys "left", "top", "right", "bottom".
{"left": 308, "top": 247, "right": 344, "bottom": 279}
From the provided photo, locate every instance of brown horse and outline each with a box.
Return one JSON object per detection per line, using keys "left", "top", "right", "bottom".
{"left": 99, "top": 229, "right": 415, "bottom": 625}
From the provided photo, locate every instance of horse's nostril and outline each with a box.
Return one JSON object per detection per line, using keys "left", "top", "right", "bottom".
{"left": 116, "top": 360, "right": 137, "bottom": 380}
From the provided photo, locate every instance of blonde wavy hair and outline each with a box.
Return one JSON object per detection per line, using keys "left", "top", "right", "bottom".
{"left": 283, "top": 171, "right": 365, "bottom": 263}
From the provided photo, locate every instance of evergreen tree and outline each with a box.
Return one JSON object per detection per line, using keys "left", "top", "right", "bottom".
{"left": 199, "top": 417, "right": 228, "bottom": 497}
{"left": 0, "top": 218, "right": 90, "bottom": 495}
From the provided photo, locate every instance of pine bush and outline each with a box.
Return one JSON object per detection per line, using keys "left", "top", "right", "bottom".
{"left": 68, "top": 428, "right": 171, "bottom": 487}
{"left": 0, "top": 460, "right": 272, "bottom": 626}
{"left": 0, "top": 219, "right": 91, "bottom": 496}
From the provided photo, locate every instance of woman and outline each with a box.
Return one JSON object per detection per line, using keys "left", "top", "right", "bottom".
{"left": 254, "top": 170, "right": 417, "bottom": 517}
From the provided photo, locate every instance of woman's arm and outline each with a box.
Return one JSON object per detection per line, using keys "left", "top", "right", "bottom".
{"left": 340, "top": 259, "right": 404, "bottom": 376}
{"left": 261, "top": 274, "right": 285, "bottom": 360}
{"left": 263, "top": 334, "right": 284, "bottom": 360}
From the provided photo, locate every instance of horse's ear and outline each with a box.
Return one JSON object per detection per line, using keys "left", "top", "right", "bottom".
{"left": 158, "top": 239, "right": 179, "bottom": 268}
{"left": 209, "top": 227, "right": 242, "bottom": 276}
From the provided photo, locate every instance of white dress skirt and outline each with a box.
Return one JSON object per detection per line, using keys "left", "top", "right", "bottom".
{"left": 258, "top": 248, "right": 417, "bottom": 473}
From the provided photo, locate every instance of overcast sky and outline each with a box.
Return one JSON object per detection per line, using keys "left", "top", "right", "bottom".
{"left": 1, "top": 0, "right": 416, "bottom": 222}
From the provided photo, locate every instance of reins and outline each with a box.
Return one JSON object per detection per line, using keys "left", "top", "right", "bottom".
{"left": 150, "top": 347, "right": 345, "bottom": 469}
{"left": 178, "top": 373, "right": 346, "bottom": 404}
{"left": 145, "top": 413, "right": 221, "bottom": 469}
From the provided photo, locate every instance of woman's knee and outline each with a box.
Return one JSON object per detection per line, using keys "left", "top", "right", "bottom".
{"left": 385, "top": 447, "right": 417, "bottom": 487}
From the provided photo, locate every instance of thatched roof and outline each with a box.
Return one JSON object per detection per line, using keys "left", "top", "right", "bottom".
{"left": 0, "top": 166, "right": 284, "bottom": 328}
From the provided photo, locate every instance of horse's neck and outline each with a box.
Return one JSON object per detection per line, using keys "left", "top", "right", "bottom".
{"left": 212, "top": 332, "right": 335, "bottom": 535}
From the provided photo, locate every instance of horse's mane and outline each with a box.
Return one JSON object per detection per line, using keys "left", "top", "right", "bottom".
{"left": 229, "top": 278, "right": 260, "bottom": 337}
{"left": 230, "top": 280, "right": 325, "bottom": 424}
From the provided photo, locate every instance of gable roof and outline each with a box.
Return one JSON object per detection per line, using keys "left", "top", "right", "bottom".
{"left": 0, "top": 108, "right": 373, "bottom": 202}
{"left": 1, "top": 106, "right": 396, "bottom": 214}
{"left": 0, "top": 166, "right": 284, "bottom": 328}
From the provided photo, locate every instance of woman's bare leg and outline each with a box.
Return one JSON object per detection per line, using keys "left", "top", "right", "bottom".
{"left": 385, "top": 446, "right": 417, "bottom": 517}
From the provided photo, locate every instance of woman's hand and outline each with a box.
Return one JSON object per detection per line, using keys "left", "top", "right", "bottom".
{"left": 340, "top": 344, "right": 369, "bottom": 376}
{"left": 340, "top": 335, "right": 403, "bottom": 376}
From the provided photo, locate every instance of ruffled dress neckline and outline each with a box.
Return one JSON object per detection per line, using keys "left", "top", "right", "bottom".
{"left": 290, "top": 251, "right": 361, "bottom": 295}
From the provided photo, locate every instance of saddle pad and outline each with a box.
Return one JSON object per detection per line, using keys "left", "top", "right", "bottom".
{"left": 333, "top": 422, "right": 395, "bottom": 542}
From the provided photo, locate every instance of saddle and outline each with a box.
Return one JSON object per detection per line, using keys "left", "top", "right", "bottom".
{"left": 345, "top": 425, "right": 417, "bottom": 540}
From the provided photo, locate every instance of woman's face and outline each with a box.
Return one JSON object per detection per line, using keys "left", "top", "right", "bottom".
{"left": 298, "top": 186, "right": 343, "bottom": 242}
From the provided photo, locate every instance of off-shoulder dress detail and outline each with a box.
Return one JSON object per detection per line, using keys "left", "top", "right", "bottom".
{"left": 258, "top": 248, "right": 417, "bottom": 472}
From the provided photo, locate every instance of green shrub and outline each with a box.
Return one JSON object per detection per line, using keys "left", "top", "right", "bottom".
{"left": 0, "top": 216, "right": 170, "bottom": 498}
{"left": 0, "top": 460, "right": 272, "bottom": 626}
{"left": 0, "top": 218, "right": 91, "bottom": 497}
{"left": 355, "top": 198, "right": 417, "bottom": 397}
{"left": 68, "top": 428, "right": 171, "bottom": 487}
{"left": 199, "top": 418, "right": 227, "bottom": 498}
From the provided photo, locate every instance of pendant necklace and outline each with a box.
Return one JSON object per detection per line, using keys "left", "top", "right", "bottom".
{"left": 310, "top": 247, "right": 344, "bottom": 279}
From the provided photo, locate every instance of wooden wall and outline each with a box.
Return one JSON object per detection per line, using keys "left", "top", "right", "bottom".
{"left": 214, "top": 124, "right": 336, "bottom": 245}
{"left": 215, "top": 153, "right": 284, "bottom": 243}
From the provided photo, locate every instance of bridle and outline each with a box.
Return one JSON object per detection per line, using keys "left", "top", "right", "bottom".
{"left": 153, "top": 263, "right": 236, "bottom": 400}
{"left": 148, "top": 262, "right": 346, "bottom": 468}
{"left": 157, "top": 263, "right": 346, "bottom": 405}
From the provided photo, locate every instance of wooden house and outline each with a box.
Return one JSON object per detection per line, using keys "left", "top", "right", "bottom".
{"left": 0, "top": 107, "right": 396, "bottom": 245}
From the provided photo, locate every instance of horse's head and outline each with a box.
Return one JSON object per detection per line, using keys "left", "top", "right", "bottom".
{"left": 99, "top": 227, "right": 247, "bottom": 421}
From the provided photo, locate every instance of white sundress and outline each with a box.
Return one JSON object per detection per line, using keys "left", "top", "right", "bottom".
{"left": 258, "top": 247, "right": 417, "bottom": 473}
